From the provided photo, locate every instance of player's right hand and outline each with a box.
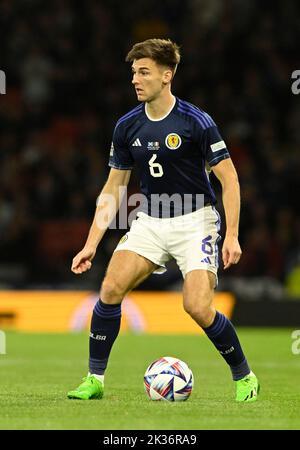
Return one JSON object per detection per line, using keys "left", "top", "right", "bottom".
{"left": 71, "top": 247, "right": 96, "bottom": 274}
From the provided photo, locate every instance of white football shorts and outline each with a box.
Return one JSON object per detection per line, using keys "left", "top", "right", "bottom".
{"left": 114, "top": 205, "right": 221, "bottom": 282}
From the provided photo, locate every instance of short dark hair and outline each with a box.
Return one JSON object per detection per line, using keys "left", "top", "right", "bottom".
{"left": 125, "top": 38, "right": 181, "bottom": 73}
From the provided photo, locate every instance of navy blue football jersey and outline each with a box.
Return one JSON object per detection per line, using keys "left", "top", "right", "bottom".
{"left": 109, "top": 97, "right": 230, "bottom": 217}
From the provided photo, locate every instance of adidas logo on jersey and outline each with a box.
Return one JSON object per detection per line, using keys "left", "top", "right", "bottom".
{"left": 132, "top": 138, "right": 142, "bottom": 147}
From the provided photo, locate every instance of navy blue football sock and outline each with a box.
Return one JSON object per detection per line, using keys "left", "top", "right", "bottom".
{"left": 203, "top": 311, "right": 250, "bottom": 380}
{"left": 89, "top": 299, "right": 121, "bottom": 375}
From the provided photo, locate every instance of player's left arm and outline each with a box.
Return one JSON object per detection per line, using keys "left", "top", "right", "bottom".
{"left": 211, "top": 158, "right": 242, "bottom": 270}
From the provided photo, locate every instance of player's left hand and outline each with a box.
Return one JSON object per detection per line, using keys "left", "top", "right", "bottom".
{"left": 222, "top": 236, "right": 242, "bottom": 270}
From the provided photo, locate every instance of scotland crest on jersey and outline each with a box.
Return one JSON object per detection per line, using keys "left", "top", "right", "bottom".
{"left": 165, "top": 133, "right": 182, "bottom": 150}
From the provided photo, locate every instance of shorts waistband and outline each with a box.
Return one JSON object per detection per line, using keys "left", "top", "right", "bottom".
{"left": 137, "top": 203, "right": 213, "bottom": 223}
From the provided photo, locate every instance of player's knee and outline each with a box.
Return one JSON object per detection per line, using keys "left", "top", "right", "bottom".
{"left": 100, "top": 277, "right": 126, "bottom": 304}
{"left": 183, "top": 301, "right": 214, "bottom": 328}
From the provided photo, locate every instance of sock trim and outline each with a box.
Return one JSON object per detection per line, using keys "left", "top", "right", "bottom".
{"left": 204, "top": 311, "right": 227, "bottom": 338}
{"left": 94, "top": 299, "right": 121, "bottom": 319}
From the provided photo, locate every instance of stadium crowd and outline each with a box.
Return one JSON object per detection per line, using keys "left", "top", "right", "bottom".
{"left": 0, "top": 0, "right": 299, "bottom": 295}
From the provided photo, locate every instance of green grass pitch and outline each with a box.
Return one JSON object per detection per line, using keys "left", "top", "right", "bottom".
{"left": 0, "top": 328, "right": 299, "bottom": 430}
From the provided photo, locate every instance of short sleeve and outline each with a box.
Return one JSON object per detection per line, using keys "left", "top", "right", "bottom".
{"left": 108, "top": 124, "right": 134, "bottom": 170}
{"left": 202, "top": 126, "right": 230, "bottom": 167}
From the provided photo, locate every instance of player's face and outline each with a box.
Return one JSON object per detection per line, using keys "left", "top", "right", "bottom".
{"left": 131, "top": 58, "right": 172, "bottom": 102}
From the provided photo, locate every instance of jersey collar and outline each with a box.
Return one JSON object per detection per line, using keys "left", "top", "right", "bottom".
{"left": 145, "top": 96, "right": 176, "bottom": 122}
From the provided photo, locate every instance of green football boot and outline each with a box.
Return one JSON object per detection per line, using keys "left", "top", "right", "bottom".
{"left": 236, "top": 371, "right": 260, "bottom": 402}
{"left": 67, "top": 375, "right": 104, "bottom": 400}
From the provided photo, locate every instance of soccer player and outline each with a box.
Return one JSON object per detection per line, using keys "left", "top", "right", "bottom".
{"left": 67, "top": 39, "right": 259, "bottom": 402}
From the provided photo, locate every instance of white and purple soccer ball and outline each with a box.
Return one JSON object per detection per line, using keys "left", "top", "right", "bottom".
{"left": 144, "top": 356, "right": 194, "bottom": 401}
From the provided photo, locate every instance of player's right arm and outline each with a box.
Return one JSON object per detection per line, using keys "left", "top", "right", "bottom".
{"left": 71, "top": 168, "right": 131, "bottom": 274}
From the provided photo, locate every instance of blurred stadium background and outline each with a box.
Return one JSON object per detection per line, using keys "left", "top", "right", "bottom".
{"left": 0, "top": 0, "right": 300, "bottom": 330}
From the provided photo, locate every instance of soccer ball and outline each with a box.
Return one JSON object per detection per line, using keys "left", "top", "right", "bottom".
{"left": 144, "top": 356, "right": 193, "bottom": 401}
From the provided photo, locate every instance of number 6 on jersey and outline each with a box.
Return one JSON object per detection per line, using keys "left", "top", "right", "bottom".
{"left": 149, "top": 154, "right": 164, "bottom": 177}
